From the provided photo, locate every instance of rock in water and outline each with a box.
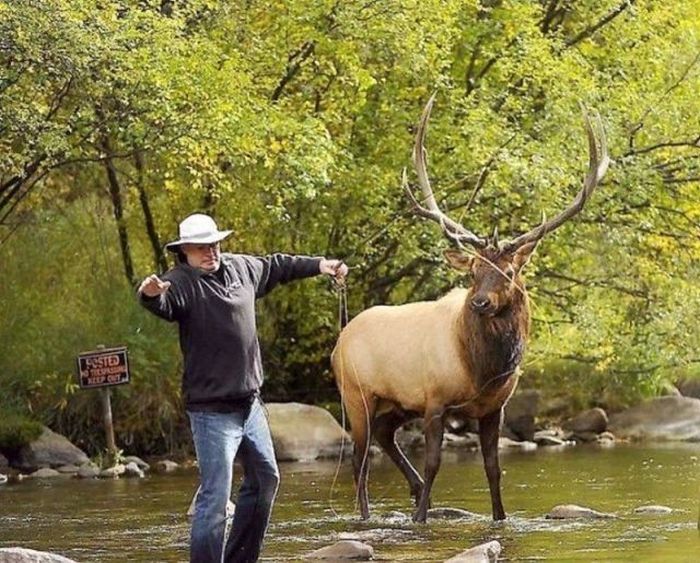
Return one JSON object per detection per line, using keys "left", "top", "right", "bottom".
{"left": 13, "top": 427, "right": 89, "bottom": 471}
{"left": 427, "top": 507, "right": 479, "bottom": 520}
{"left": 546, "top": 504, "right": 615, "bottom": 519}
{"left": 609, "top": 397, "right": 700, "bottom": 441}
{"left": 444, "top": 540, "right": 502, "bottom": 562}
{"left": 266, "top": 403, "right": 350, "bottom": 462}
{"left": 634, "top": 505, "right": 673, "bottom": 514}
{"left": 563, "top": 408, "right": 608, "bottom": 435}
{"left": 304, "top": 540, "right": 374, "bottom": 560}
{"left": 0, "top": 547, "right": 77, "bottom": 562}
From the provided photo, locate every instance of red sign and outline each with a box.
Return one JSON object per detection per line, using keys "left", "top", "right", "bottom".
{"left": 77, "top": 347, "right": 130, "bottom": 389}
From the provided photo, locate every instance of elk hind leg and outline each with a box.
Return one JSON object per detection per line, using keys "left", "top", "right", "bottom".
{"left": 413, "top": 407, "right": 444, "bottom": 523}
{"left": 479, "top": 408, "right": 506, "bottom": 520}
{"left": 344, "top": 391, "right": 376, "bottom": 520}
{"left": 373, "top": 410, "right": 424, "bottom": 506}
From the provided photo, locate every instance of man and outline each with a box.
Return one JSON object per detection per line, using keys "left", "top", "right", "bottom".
{"left": 137, "top": 213, "right": 347, "bottom": 563}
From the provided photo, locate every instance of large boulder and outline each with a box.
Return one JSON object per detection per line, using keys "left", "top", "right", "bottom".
{"left": 563, "top": 408, "right": 608, "bottom": 435}
{"left": 0, "top": 548, "right": 77, "bottom": 562}
{"left": 676, "top": 378, "right": 700, "bottom": 399}
{"left": 444, "top": 540, "right": 502, "bottom": 562}
{"left": 266, "top": 403, "right": 349, "bottom": 462}
{"left": 608, "top": 396, "right": 700, "bottom": 441}
{"left": 504, "top": 389, "right": 540, "bottom": 441}
{"left": 12, "top": 427, "right": 89, "bottom": 471}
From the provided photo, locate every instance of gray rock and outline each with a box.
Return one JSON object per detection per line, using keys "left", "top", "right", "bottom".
{"left": 498, "top": 437, "right": 537, "bottom": 451}
{"left": 0, "top": 452, "right": 8, "bottom": 469}
{"left": 99, "top": 464, "right": 125, "bottom": 479}
{"left": 609, "top": 396, "right": 700, "bottom": 441}
{"left": 504, "top": 389, "right": 540, "bottom": 441}
{"left": 676, "top": 378, "right": 700, "bottom": 399}
{"left": 634, "top": 505, "right": 673, "bottom": 514}
{"left": 154, "top": 460, "right": 179, "bottom": 473}
{"left": 123, "top": 456, "right": 150, "bottom": 471}
{"left": 395, "top": 428, "right": 423, "bottom": 449}
{"left": 443, "top": 432, "right": 479, "bottom": 449}
{"left": 13, "top": 427, "right": 89, "bottom": 471}
{"left": 444, "top": 540, "right": 502, "bottom": 563}
{"left": 124, "top": 462, "right": 145, "bottom": 478}
{"left": 427, "top": 507, "right": 479, "bottom": 520}
{"left": 571, "top": 431, "right": 599, "bottom": 443}
{"left": 563, "top": 408, "right": 608, "bottom": 435}
{"left": 546, "top": 504, "right": 615, "bottom": 519}
{"left": 0, "top": 548, "right": 77, "bottom": 562}
{"left": 0, "top": 473, "right": 8, "bottom": 485}
{"left": 28, "top": 468, "right": 62, "bottom": 479}
{"left": 304, "top": 540, "right": 373, "bottom": 560}
{"left": 77, "top": 465, "right": 99, "bottom": 479}
{"left": 266, "top": 403, "right": 351, "bottom": 462}
{"left": 533, "top": 430, "right": 567, "bottom": 446}
{"left": 55, "top": 465, "right": 79, "bottom": 474}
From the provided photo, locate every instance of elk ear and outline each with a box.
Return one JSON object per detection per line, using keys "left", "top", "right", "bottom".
{"left": 444, "top": 249, "right": 473, "bottom": 271}
{"left": 511, "top": 240, "right": 539, "bottom": 272}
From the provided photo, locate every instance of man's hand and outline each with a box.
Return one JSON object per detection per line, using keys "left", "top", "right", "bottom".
{"left": 320, "top": 259, "right": 349, "bottom": 286}
{"left": 138, "top": 274, "right": 171, "bottom": 297}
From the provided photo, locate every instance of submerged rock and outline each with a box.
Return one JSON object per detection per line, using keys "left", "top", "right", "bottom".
{"left": 28, "top": 468, "right": 62, "bottom": 479}
{"left": 444, "top": 540, "right": 502, "bottom": 562}
{"left": 0, "top": 547, "right": 77, "bottom": 562}
{"left": 498, "top": 437, "right": 537, "bottom": 451}
{"left": 634, "top": 505, "right": 673, "bottom": 514}
{"left": 427, "top": 507, "right": 480, "bottom": 520}
{"left": 124, "top": 462, "right": 145, "bottom": 478}
{"left": 154, "top": 460, "right": 179, "bottom": 473}
{"left": 546, "top": 504, "right": 615, "bottom": 519}
{"left": 266, "top": 403, "right": 350, "bottom": 462}
{"left": 13, "top": 427, "right": 89, "bottom": 471}
{"left": 77, "top": 464, "right": 99, "bottom": 479}
{"left": 123, "top": 456, "right": 150, "bottom": 471}
{"left": 304, "top": 540, "right": 373, "bottom": 560}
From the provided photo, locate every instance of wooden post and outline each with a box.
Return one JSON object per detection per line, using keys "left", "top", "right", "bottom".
{"left": 96, "top": 345, "right": 118, "bottom": 463}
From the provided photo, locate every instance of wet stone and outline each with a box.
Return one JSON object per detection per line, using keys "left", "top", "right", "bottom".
{"left": 428, "top": 507, "right": 480, "bottom": 520}
{"left": 304, "top": 540, "right": 374, "bottom": 560}
{"left": 634, "top": 505, "right": 673, "bottom": 514}
{"left": 29, "top": 467, "right": 62, "bottom": 479}
{"left": 56, "top": 464, "right": 79, "bottom": 474}
{"left": 546, "top": 504, "right": 616, "bottom": 519}
{"left": 444, "top": 540, "right": 502, "bottom": 562}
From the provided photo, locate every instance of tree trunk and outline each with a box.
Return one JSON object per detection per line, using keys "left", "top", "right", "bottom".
{"left": 134, "top": 151, "right": 168, "bottom": 273}
{"left": 101, "top": 136, "right": 136, "bottom": 287}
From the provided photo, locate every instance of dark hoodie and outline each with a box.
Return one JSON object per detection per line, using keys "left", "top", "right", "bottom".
{"left": 139, "top": 252, "right": 322, "bottom": 412}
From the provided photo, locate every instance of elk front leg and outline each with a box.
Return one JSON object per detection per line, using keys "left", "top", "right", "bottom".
{"left": 373, "top": 411, "right": 424, "bottom": 505}
{"left": 478, "top": 408, "right": 506, "bottom": 520}
{"left": 413, "top": 408, "right": 444, "bottom": 523}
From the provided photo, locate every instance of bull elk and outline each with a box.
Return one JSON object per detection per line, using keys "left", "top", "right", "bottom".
{"left": 331, "top": 95, "right": 609, "bottom": 523}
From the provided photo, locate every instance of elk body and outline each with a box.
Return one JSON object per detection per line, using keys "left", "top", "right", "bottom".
{"left": 331, "top": 95, "right": 609, "bottom": 523}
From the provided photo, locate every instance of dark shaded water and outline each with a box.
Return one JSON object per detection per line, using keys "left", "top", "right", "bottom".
{"left": 1, "top": 444, "right": 699, "bottom": 561}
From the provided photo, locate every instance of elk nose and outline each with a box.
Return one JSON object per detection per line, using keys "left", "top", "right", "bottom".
{"left": 470, "top": 296, "right": 491, "bottom": 311}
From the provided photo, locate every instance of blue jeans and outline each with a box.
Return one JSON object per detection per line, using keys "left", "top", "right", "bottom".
{"left": 188, "top": 397, "right": 280, "bottom": 563}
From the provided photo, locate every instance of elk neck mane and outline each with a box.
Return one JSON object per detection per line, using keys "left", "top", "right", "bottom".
{"left": 457, "top": 286, "right": 530, "bottom": 389}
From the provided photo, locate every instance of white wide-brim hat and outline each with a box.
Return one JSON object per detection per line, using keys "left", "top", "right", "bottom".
{"left": 165, "top": 213, "right": 233, "bottom": 251}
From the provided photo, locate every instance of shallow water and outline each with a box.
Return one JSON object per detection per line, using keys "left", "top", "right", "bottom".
{"left": 1, "top": 443, "right": 699, "bottom": 561}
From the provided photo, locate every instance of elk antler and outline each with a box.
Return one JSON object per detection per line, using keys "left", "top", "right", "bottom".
{"left": 403, "top": 93, "right": 487, "bottom": 249}
{"left": 501, "top": 110, "right": 610, "bottom": 253}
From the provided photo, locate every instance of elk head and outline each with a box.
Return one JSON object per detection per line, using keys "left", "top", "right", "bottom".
{"left": 403, "top": 94, "right": 610, "bottom": 317}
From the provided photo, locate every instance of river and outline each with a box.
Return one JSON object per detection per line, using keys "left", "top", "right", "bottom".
{"left": 1, "top": 443, "right": 698, "bottom": 561}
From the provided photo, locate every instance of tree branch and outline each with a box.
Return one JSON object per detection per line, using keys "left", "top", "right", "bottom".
{"left": 565, "top": 0, "right": 636, "bottom": 48}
